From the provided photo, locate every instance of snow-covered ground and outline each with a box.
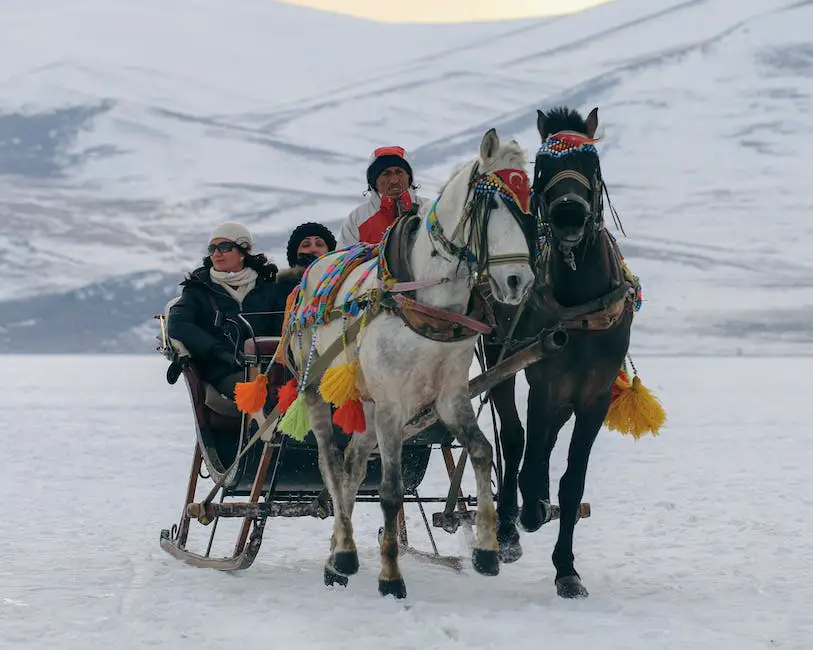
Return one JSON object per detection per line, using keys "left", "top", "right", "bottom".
{"left": 1, "top": 355, "right": 810, "bottom": 649}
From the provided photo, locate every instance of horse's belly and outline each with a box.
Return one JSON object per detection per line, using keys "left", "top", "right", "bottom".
{"left": 358, "top": 323, "right": 474, "bottom": 415}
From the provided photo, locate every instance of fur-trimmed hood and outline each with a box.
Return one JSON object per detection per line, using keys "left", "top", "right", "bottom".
{"left": 276, "top": 265, "right": 307, "bottom": 296}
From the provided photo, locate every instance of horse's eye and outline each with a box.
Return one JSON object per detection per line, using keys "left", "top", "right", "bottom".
{"left": 489, "top": 197, "right": 499, "bottom": 211}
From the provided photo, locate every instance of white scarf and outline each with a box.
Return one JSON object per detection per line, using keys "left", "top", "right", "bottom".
{"left": 209, "top": 267, "right": 258, "bottom": 306}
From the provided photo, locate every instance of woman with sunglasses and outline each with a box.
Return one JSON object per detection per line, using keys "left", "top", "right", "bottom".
{"left": 167, "top": 222, "right": 286, "bottom": 399}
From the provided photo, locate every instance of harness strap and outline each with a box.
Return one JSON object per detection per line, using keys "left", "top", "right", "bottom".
{"left": 380, "top": 277, "right": 449, "bottom": 293}
{"left": 535, "top": 229, "right": 634, "bottom": 332}
{"left": 391, "top": 294, "right": 493, "bottom": 335}
{"left": 543, "top": 169, "right": 591, "bottom": 193}
{"left": 557, "top": 283, "right": 630, "bottom": 330}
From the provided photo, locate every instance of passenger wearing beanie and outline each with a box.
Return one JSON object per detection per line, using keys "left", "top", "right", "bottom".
{"left": 277, "top": 221, "right": 337, "bottom": 298}
{"left": 335, "top": 145, "right": 431, "bottom": 249}
{"left": 286, "top": 222, "right": 337, "bottom": 268}
{"left": 167, "top": 221, "right": 287, "bottom": 398}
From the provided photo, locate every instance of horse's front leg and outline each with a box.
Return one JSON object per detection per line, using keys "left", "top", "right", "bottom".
{"left": 519, "top": 380, "right": 571, "bottom": 532}
{"left": 373, "top": 405, "right": 408, "bottom": 598}
{"left": 304, "top": 389, "right": 359, "bottom": 579}
{"left": 552, "top": 393, "right": 608, "bottom": 599}
{"left": 437, "top": 391, "right": 499, "bottom": 576}
{"left": 483, "top": 349, "right": 525, "bottom": 563}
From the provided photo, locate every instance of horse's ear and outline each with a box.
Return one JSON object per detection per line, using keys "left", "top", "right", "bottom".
{"left": 480, "top": 128, "right": 500, "bottom": 161}
{"left": 586, "top": 107, "right": 599, "bottom": 138}
{"left": 536, "top": 109, "right": 547, "bottom": 139}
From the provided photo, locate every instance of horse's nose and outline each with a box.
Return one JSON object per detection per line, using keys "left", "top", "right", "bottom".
{"left": 507, "top": 274, "right": 522, "bottom": 292}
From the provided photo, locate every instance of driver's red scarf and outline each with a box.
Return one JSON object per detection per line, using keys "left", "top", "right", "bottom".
{"left": 358, "top": 192, "right": 413, "bottom": 244}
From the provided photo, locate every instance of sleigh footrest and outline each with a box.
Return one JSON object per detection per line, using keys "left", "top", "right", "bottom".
{"left": 431, "top": 502, "right": 591, "bottom": 532}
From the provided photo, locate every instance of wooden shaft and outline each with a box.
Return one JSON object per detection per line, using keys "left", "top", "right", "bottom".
{"left": 403, "top": 328, "right": 567, "bottom": 438}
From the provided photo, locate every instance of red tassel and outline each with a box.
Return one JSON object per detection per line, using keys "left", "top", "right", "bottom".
{"left": 610, "top": 368, "right": 631, "bottom": 404}
{"left": 277, "top": 378, "right": 299, "bottom": 413}
{"left": 332, "top": 398, "right": 366, "bottom": 434}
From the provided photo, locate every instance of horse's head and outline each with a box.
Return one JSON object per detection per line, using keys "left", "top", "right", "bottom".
{"left": 430, "top": 129, "right": 535, "bottom": 305}
{"left": 533, "top": 107, "right": 604, "bottom": 265}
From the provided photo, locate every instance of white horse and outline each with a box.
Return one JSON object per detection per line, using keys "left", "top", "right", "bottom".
{"left": 288, "top": 129, "right": 535, "bottom": 598}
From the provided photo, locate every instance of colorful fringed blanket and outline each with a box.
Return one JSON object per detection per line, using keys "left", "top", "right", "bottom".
{"left": 269, "top": 243, "right": 385, "bottom": 441}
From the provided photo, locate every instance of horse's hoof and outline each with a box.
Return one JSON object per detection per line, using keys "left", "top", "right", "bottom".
{"left": 555, "top": 574, "right": 589, "bottom": 599}
{"left": 378, "top": 578, "right": 407, "bottom": 599}
{"left": 497, "top": 524, "right": 523, "bottom": 563}
{"left": 498, "top": 540, "right": 523, "bottom": 563}
{"left": 519, "top": 500, "right": 551, "bottom": 533}
{"left": 324, "top": 566, "right": 349, "bottom": 587}
{"left": 472, "top": 548, "right": 500, "bottom": 576}
{"left": 332, "top": 550, "right": 359, "bottom": 576}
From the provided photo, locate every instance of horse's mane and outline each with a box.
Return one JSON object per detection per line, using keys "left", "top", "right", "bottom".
{"left": 437, "top": 139, "right": 528, "bottom": 195}
{"left": 540, "top": 107, "right": 588, "bottom": 135}
{"left": 437, "top": 160, "right": 472, "bottom": 196}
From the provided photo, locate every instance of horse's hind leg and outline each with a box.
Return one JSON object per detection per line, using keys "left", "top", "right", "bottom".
{"left": 340, "top": 400, "right": 378, "bottom": 518}
{"left": 373, "top": 406, "right": 407, "bottom": 598}
{"left": 437, "top": 392, "right": 499, "bottom": 576}
{"left": 552, "top": 396, "right": 608, "bottom": 599}
{"left": 304, "top": 389, "right": 359, "bottom": 579}
{"left": 483, "top": 353, "right": 525, "bottom": 563}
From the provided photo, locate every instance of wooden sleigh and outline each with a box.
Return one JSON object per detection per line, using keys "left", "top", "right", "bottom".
{"left": 155, "top": 311, "right": 588, "bottom": 576}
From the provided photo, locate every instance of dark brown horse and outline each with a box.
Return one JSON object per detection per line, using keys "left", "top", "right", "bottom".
{"left": 485, "top": 106, "right": 637, "bottom": 598}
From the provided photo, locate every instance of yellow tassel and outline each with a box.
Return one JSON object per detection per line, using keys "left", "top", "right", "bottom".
{"left": 234, "top": 374, "right": 268, "bottom": 414}
{"left": 605, "top": 375, "right": 666, "bottom": 439}
{"left": 319, "top": 360, "right": 360, "bottom": 406}
{"left": 279, "top": 393, "right": 310, "bottom": 441}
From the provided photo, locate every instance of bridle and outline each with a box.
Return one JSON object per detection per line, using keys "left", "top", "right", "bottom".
{"left": 424, "top": 163, "right": 535, "bottom": 280}
{"left": 532, "top": 130, "right": 605, "bottom": 269}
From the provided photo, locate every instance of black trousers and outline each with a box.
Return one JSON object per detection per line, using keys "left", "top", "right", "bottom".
{"left": 212, "top": 371, "right": 243, "bottom": 399}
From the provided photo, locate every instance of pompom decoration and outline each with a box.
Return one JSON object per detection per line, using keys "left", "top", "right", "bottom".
{"left": 234, "top": 374, "right": 268, "bottom": 414}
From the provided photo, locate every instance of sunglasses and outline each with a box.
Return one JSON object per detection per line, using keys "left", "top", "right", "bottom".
{"left": 208, "top": 241, "right": 243, "bottom": 255}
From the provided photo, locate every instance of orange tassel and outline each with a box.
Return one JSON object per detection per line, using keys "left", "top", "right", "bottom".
{"left": 332, "top": 398, "right": 366, "bottom": 435}
{"left": 277, "top": 378, "right": 298, "bottom": 414}
{"left": 234, "top": 374, "right": 268, "bottom": 413}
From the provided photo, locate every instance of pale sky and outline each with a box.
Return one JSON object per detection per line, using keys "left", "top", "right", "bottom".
{"left": 278, "top": 0, "right": 612, "bottom": 23}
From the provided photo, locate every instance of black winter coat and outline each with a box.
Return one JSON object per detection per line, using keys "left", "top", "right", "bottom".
{"left": 167, "top": 265, "right": 287, "bottom": 386}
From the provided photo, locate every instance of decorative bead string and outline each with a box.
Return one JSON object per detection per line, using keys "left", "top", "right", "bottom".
{"left": 341, "top": 261, "right": 378, "bottom": 317}
{"left": 537, "top": 130, "right": 601, "bottom": 159}
{"left": 298, "top": 326, "right": 318, "bottom": 394}
{"left": 471, "top": 173, "right": 528, "bottom": 215}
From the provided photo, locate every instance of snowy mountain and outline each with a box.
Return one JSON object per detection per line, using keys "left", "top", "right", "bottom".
{"left": 1, "top": 0, "right": 811, "bottom": 353}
